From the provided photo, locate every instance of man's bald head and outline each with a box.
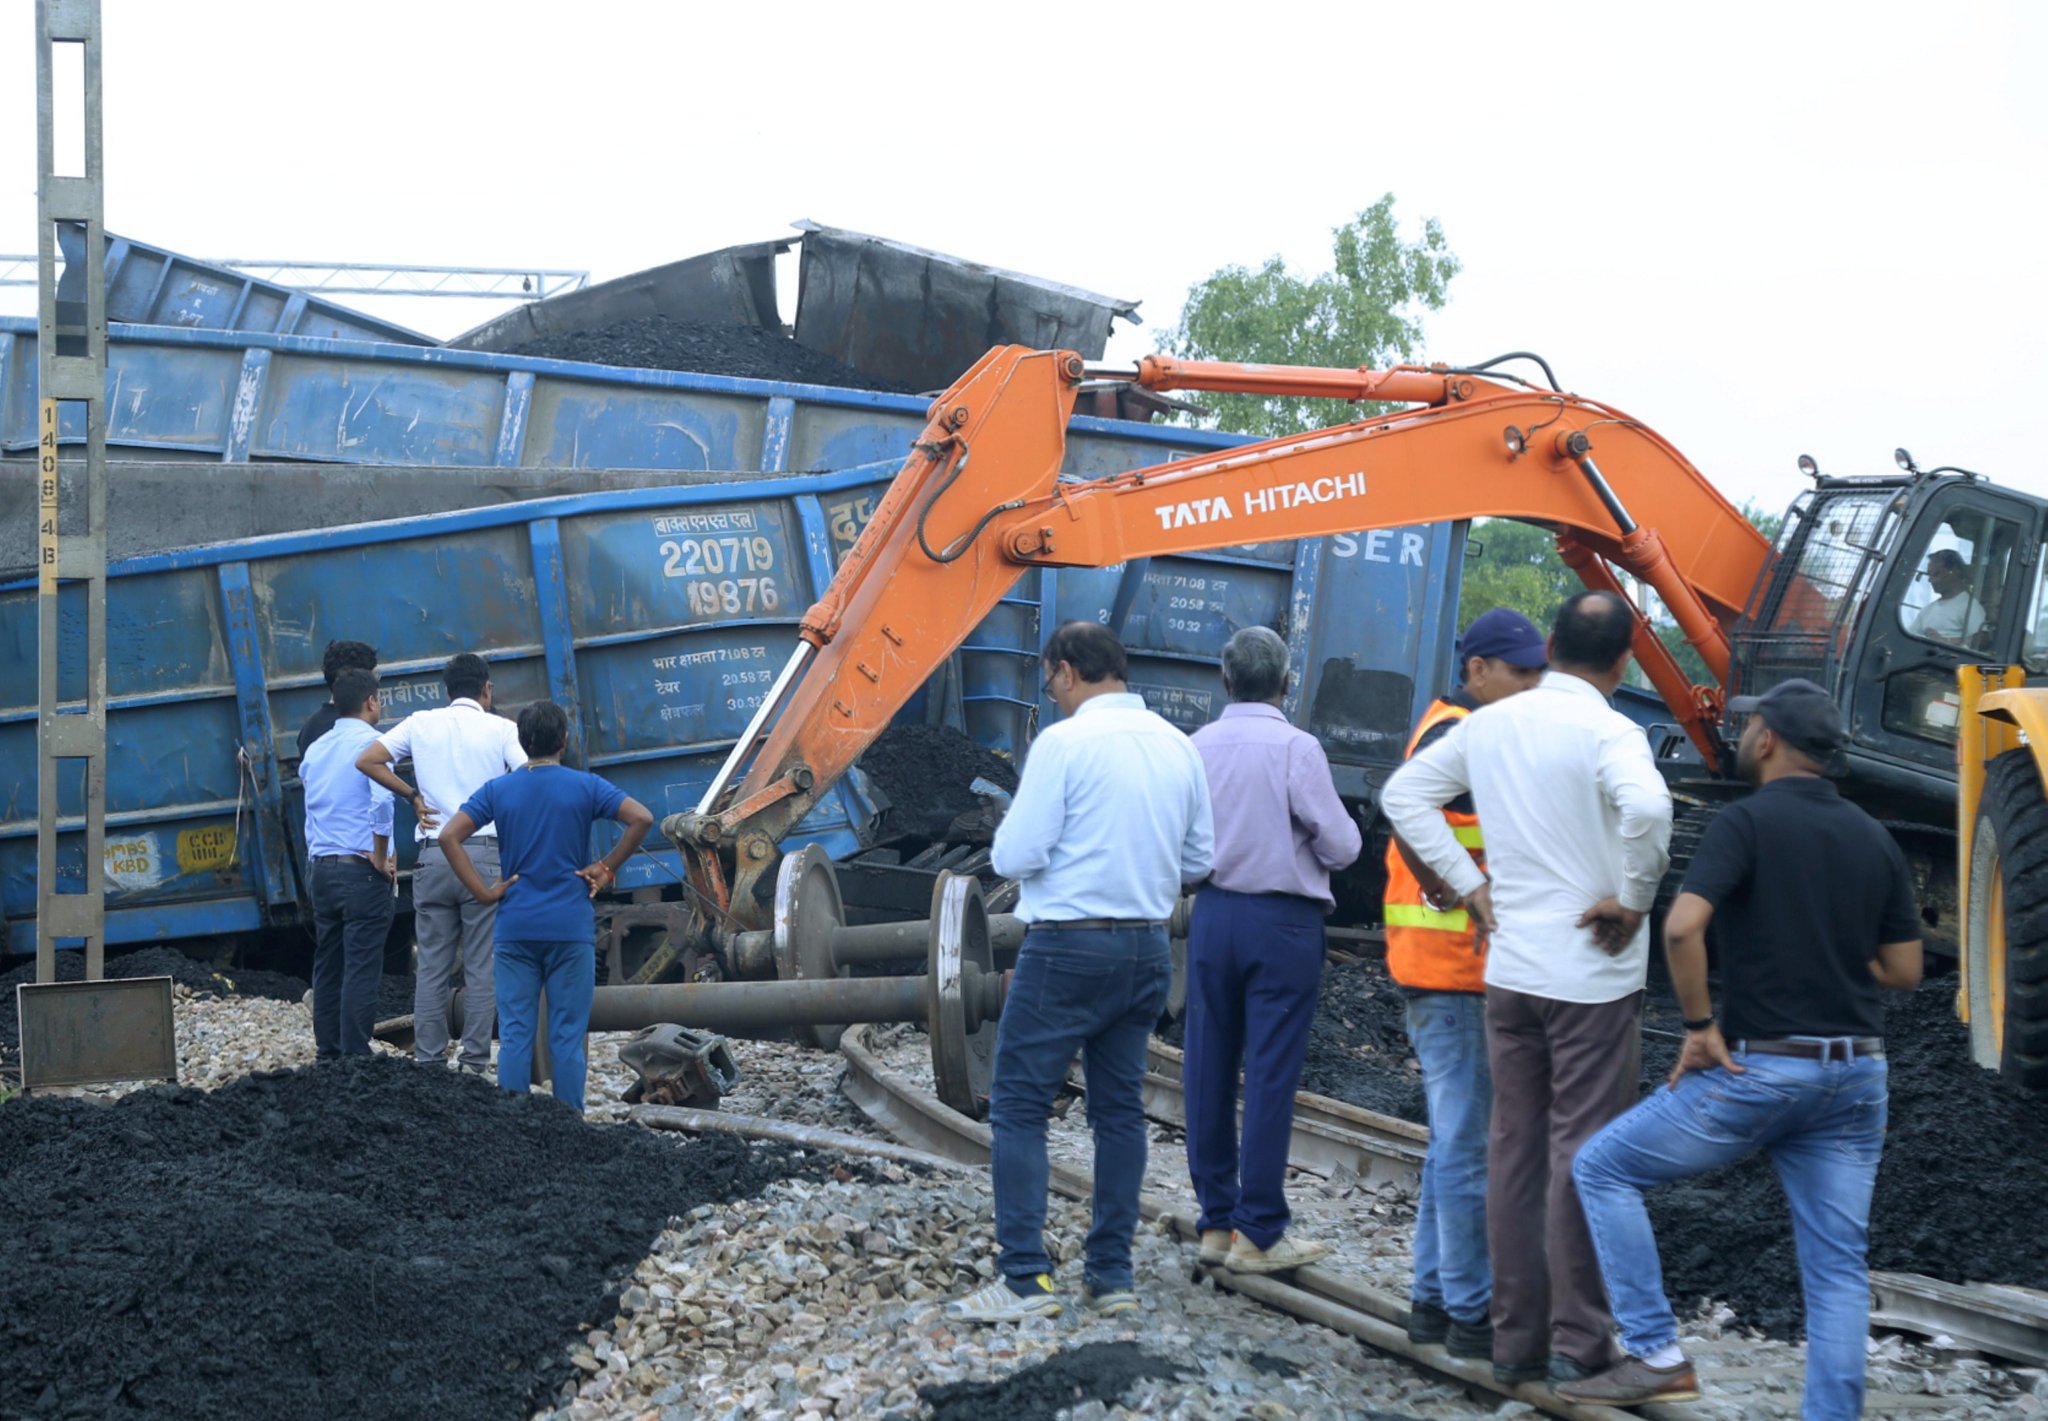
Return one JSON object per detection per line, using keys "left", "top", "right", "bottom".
{"left": 1551, "top": 590, "right": 1636, "bottom": 676}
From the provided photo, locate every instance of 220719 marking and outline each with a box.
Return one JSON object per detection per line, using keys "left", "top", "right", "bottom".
{"left": 661, "top": 536, "right": 776, "bottom": 578}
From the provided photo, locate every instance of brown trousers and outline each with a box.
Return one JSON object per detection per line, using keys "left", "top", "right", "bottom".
{"left": 1484, "top": 984, "right": 1643, "bottom": 1368}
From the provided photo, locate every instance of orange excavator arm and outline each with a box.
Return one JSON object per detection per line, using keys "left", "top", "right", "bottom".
{"left": 668, "top": 346, "right": 1773, "bottom": 923}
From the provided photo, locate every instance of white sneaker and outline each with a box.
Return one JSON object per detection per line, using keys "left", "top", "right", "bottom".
{"left": 1197, "top": 1230, "right": 1233, "bottom": 1265}
{"left": 944, "top": 1274, "right": 1063, "bottom": 1323}
{"left": 1224, "top": 1233, "right": 1328, "bottom": 1275}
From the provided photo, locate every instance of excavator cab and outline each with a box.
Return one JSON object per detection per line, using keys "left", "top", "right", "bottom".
{"left": 1726, "top": 464, "right": 2048, "bottom": 955}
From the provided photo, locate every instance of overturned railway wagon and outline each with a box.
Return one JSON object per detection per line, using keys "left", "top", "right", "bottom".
{"left": 2, "top": 319, "right": 1470, "bottom": 958}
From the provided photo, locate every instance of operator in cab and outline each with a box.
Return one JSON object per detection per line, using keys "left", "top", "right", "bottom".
{"left": 1909, "top": 549, "right": 1985, "bottom": 646}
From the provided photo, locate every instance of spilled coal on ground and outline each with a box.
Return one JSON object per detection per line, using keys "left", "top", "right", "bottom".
{"left": 0, "top": 1057, "right": 844, "bottom": 1421}
{"left": 1253, "top": 952, "right": 2048, "bottom": 1340}
{"left": 1644, "top": 981, "right": 2048, "bottom": 1338}
{"left": 909, "top": 1342, "right": 1187, "bottom": 1421}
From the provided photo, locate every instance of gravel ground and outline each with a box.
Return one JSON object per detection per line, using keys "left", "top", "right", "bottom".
{"left": 12, "top": 967, "right": 2044, "bottom": 1420}
{"left": 864, "top": 1025, "right": 2039, "bottom": 1421}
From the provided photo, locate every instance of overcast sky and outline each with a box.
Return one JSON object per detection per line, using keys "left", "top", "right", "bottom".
{"left": 2, "top": 1, "right": 2041, "bottom": 516}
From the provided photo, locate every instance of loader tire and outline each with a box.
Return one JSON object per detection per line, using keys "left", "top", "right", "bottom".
{"left": 1966, "top": 749, "right": 2048, "bottom": 1089}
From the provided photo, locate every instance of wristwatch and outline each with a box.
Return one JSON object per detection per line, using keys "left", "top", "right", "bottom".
{"left": 1682, "top": 1014, "right": 1716, "bottom": 1032}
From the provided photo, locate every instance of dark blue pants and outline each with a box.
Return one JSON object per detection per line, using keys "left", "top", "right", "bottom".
{"left": 1183, "top": 885, "right": 1324, "bottom": 1249}
{"left": 989, "top": 924, "right": 1172, "bottom": 1291}
{"left": 311, "top": 857, "right": 394, "bottom": 1059}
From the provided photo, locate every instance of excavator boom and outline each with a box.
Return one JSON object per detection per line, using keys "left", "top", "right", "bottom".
{"left": 672, "top": 347, "right": 1773, "bottom": 924}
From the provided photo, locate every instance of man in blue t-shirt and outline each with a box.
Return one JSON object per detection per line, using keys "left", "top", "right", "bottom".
{"left": 436, "top": 700, "right": 653, "bottom": 1112}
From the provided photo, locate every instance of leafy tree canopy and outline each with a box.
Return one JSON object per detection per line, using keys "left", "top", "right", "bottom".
{"left": 1163, "top": 195, "right": 1460, "bottom": 440}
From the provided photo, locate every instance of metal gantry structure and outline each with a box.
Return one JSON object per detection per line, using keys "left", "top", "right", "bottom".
{"left": 34, "top": 0, "right": 109, "bottom": 987}
{"left": 0, "top": 254, "right": 587, "bottom": 300}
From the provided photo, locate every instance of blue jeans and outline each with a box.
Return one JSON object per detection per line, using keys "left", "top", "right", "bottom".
{"left": 494, "top": 938, "right": 597, "bottom": 1113}
{"left": 1183, "top": 886, "right": 1324, "bottom": 1250}
{"left": 1574, "top": 1048, "right": 1888, "bottom": 1421}
{"left": 1405, "top": 991, "right": 1492, "bottom": 1323}
{"left": 989, "top": 924, "right": 1172, "bottom": 1291}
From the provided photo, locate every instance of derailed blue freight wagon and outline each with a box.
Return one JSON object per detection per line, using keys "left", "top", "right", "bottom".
{"left": 2, "top": 472, "right": 1470, "bottom": 958}
{"left": 0, "top": 467, "right": 1032, "bottom": 956}
{"left": 2, "top": 308, "right": 1479, "bottom": 956}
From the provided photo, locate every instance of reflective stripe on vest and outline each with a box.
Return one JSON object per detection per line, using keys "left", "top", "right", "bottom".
{"left": 1382, "top": 901, "right": 1472, "bottom": 932}
{"left": 1383, "top": 696, "right": 1487, "bottom": 994}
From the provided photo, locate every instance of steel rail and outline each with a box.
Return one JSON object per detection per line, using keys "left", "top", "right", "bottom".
{"left": 837, "top": 1025, "right": 1665, "bottom": 1421}
{"left": 1869, "top": 1271, "right": 2048, "bottom": 1367}
{"left": 1141, "top": 1039, "right": 1427, "bottom": 1187}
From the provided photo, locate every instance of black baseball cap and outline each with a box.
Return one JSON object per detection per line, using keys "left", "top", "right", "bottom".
{"left": 1726, "top": 678, "right": 1844, "bottom": 757}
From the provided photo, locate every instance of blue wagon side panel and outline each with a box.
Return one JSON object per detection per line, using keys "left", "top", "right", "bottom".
{"left": 77, "top": 226, "right": 433, "bottom": 346}
{"left": 0, "top": 321, "right": 1251, "bottom": 476}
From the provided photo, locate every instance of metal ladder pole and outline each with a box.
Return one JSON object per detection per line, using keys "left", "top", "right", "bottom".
{"left": 34, "top": 0, "right": 108, "bottom": 985}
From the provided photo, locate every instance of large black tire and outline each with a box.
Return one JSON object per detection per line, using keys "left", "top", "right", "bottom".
{"left": 1967, "top": 749, "right": 2048, "bottom": 1088}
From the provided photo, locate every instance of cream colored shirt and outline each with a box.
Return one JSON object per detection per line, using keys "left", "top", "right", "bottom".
{"left": 1381, "top": 671, "right": 1673, "bottom": 1004}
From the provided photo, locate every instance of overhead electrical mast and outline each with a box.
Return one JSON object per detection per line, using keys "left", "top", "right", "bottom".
{"left": 33, "top": 0, "right": 109, "bottom": 986}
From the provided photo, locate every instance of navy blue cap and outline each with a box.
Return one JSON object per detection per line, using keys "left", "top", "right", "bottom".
{"left": 1458, "top": 608, "right": 1548, "bottom": 670}
{"left": 1727, "top": 678, "right": 1844, "bottom": 757}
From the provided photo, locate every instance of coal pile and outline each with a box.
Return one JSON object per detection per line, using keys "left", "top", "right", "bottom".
{"left": 0, "top": 1057, "right": 836, "bottom": 1421}
{"left": 1247, "top": 953, "right": 2048, "bottom": 1340}
{"left": 1159, "top": 956, "right": 1426, "bottom": 1123}
{"left": 913, "top": 1342, "right": 1187, "bottom": 1421}
{"left": 859, "top": 724, "right": 1019, "bottom": 843}
{"left": 1646, "top": 981, "right": 2048, "bottom": 1338}
{"left": 503, "top": 315, "right": 912, "bottom": 392}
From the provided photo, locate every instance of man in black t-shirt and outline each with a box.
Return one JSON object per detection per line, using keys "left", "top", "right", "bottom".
{"left": 1556, "top": 679, "right": 1922, "bottom": 1419}
{"left": 297, "top": 640, "right": 379, "bottom": 758}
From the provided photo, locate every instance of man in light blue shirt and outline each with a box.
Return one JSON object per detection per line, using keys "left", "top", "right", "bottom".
{"left": 946, "top": 621, "right": 1213, "bottom": 1324}
{"left": 300, "top": 668, "right": 396, "bottom": 1059}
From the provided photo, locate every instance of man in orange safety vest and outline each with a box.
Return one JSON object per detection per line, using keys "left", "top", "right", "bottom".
{"left": 1385, "top": 607, "right": 1546, "bottom": 1361}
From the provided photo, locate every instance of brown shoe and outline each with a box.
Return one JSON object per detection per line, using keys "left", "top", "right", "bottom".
{"left": 1554, "top": 1356, "right": 1702, "bottom": 1405}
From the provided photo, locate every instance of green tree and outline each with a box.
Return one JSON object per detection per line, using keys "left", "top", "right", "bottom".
{"left": 1457, "top": 498, "right": 1788, "bottom": 687}
{"left": 1456, "top": 519, "right": 1579, "bottom": 633}
{"left": 1163, "top": 195, "right": 1460, "bottom": 439}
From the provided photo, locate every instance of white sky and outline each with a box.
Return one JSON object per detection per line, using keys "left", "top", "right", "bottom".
{"left": 2, "top": 0, "right": 2042, "bottom": 516}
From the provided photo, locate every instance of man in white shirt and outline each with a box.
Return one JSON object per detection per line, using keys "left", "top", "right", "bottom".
{"left": 945, "top": 621, "right": 1214, "bottom": 1324}
{"left": 1909, "top": 549, "right": 1985, "bottom": 646}
{"left": 355, "top": 652, "right": 526, "bottom": 1073}
{"left": 1381, "top": 590, "right": 1673, "bottom": 1387}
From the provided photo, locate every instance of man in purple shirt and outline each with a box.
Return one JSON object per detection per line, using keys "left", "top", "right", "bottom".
{"left": 1185, "top": 625, "right": 1363, "bottom": 1273}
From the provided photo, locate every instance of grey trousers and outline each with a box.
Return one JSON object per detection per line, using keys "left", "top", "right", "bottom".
{"left": 1484, "top": 984, "right": 1643, "bottom": 1370}
{"left": 412, "top": 839, "right": 499, "bottom": 1067}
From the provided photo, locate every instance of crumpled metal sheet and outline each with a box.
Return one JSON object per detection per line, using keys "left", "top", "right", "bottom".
{"left": 791, "top": 220, "right": 1140, "bottom": 394}
{"left": 447, "top": 238, "right": 791, "bottom": 353}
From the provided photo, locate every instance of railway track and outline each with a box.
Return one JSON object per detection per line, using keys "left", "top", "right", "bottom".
{"left": 837, "top": 1023, "right": 2047, "bottom": 1420}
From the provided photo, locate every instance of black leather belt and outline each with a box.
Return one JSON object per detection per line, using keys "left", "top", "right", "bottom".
{"left": 311, "top": 854, "right": 370, "bottom": 865}
{"left": 1737, "top": 1036, "right": 1884, "bottom": 1062}
{"left": 1032, "top": 918, "right": 1166, "bottom": 932}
